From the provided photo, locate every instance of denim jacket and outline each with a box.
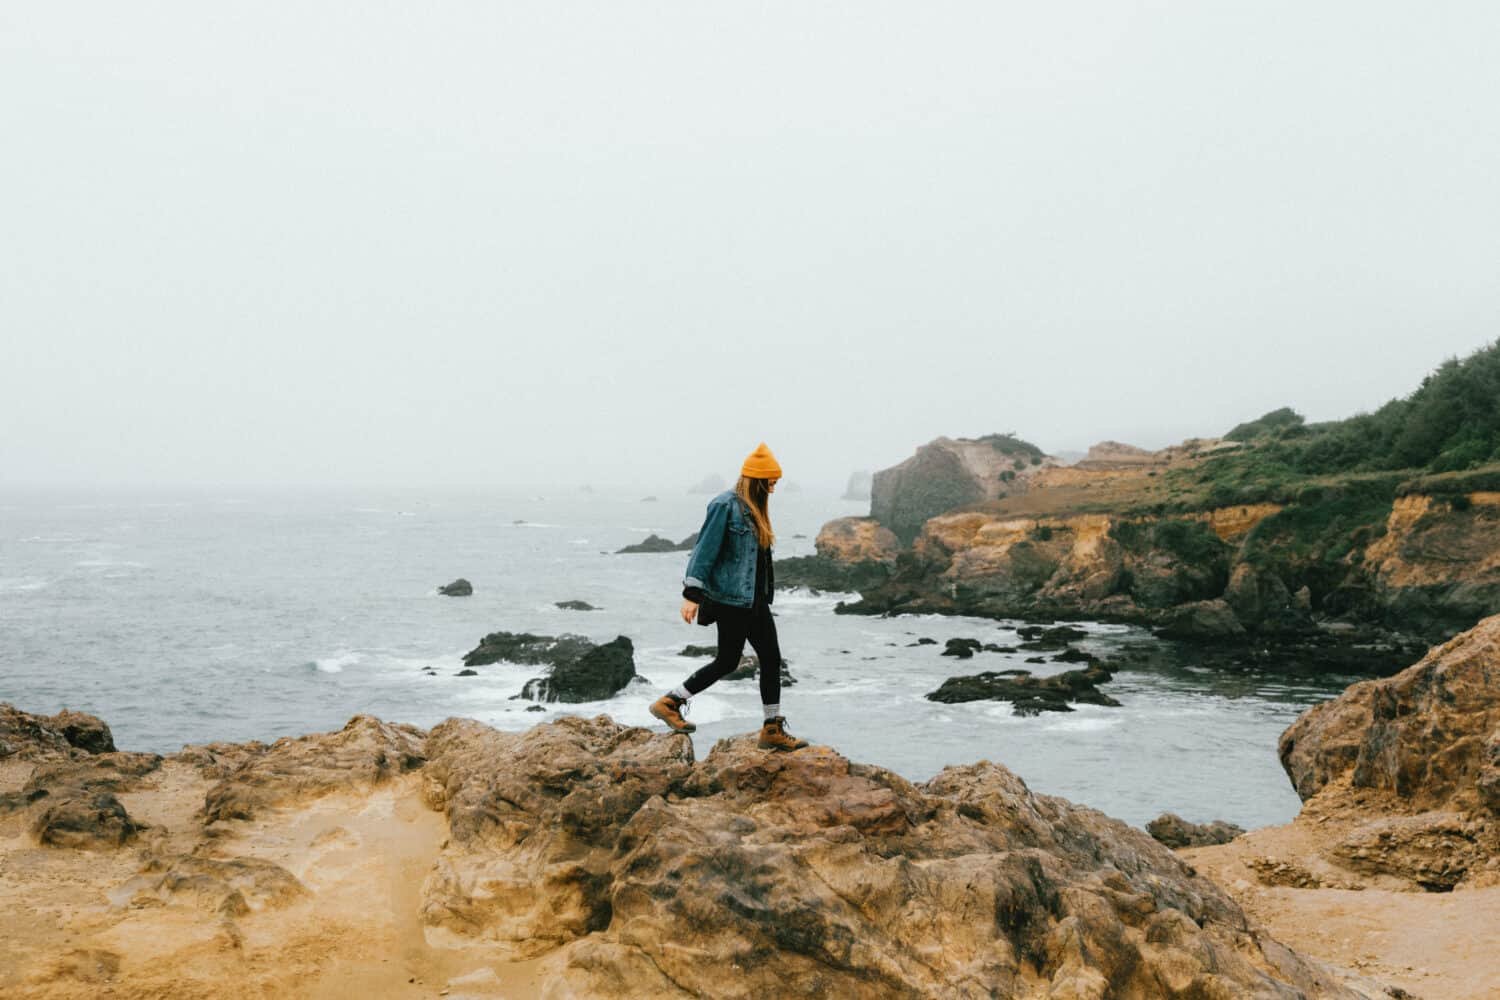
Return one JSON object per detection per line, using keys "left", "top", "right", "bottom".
{"left": 682, "top": 490, "right": 772, "bottom": 609}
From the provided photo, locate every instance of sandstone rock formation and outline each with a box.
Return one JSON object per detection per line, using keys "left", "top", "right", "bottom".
{"left": 438, "top": 577, "right": 473, "bottom": 596}
{"left": 0, "top": 704, "right": 1384, "bottom": 997}
{"left": 1361, "top": 492, "right": 1500, "bottom": 636}
{"left": 872, "top": 435, "right": 1055, "bottom": 545}
{"left": 774, "top": 517, "right": 899, "bottom": 593}
{"left": 1276, "top": 614, "right": 1500, "bottom": 890}
{"left": 420, "top": 714, "right": 1357, "bottom": 998}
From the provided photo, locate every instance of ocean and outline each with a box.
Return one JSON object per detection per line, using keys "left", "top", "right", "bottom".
{"left": 0, "top": 485, "right": 1367, "bottom": 829}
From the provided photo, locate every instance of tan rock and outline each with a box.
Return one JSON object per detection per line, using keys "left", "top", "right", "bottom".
{"left": 813, "top": 516, "right": 900, "bottom": 565}
{"left": 1278, "top": 614, "right": 1500, "bottom": 888}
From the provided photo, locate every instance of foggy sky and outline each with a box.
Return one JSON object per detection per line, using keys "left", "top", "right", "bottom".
{"left": 4, "top": 3, "right": 1499, "bottom": 491}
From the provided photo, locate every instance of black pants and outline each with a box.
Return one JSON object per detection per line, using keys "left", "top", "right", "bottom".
{"left": 683, "top": 603, "right": 781, "bottom": 706}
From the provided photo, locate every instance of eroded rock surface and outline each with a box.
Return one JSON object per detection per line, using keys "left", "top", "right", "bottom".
{"left": 1278, "top": 613, "right": 1500, "bottom": 889}
{"left": 201, "top": 714, "right": 426, "bottom": 823}
{"left": 2, "top": 705, "right": 1379, "bottom": 998}
{"left": 421, "top": 715, "right": 1356, "bottom": 998}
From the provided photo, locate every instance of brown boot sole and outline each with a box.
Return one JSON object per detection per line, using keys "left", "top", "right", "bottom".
{"left": 650, "top": 703, "right": 696, "bottom": 734}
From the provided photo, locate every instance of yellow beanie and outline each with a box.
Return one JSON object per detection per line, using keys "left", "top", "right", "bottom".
{"left": 741, "top": 442, "right": 782, "bottom": 480}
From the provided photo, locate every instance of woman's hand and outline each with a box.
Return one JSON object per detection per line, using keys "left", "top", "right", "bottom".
{"left": 680, "top": 599, "right": 699, "bottom": 624}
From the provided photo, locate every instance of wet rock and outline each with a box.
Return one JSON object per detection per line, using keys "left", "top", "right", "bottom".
{"left": 723, "top": 657, "right": 797, "bottom": 687}
{"left": 438, "top": 578, "right": 473, "bottom": 597}
{"left": 1146, "top": 812, "right": 1245, "bottom": 848}
{"left": 679, "top": 644, "right": 717, "bottom": 657}
{"left": 941, "top": 637, "right": 980, "bottom": 658}
{"left": 455, "top": 669, "right": 477, "bottom": 677}
{"left": 926, "top": 662, "right": 1120, "bottom": 715}
{"left": 525, "top": 704, "right": 546, "bottom": 712}
{"left": 555, "top": 600, "right": 598, "bottom": 611}
{"left": 418, "top": 715, "right": 1356, "bottom": 997}
{"left": 517, "top": 637, "right": 637, "bottom": 703}
{"left": 463, "top": 631, "right": 595, "bottom": 668}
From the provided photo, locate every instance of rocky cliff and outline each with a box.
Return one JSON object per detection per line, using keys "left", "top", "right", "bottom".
{"left": 871, "top": 435, "right": 1056, "bottom": 545}
{"left": 1, "top": 703, "right": 1380, "bottom": 998}
{"left": 800, "top": 433, "right": 1500, "bottom": 650}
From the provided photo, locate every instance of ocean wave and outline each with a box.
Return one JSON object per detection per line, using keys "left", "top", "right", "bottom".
{"left": 507, "top": 521, "right": 559, "bottom": 529}
{"left": 0, "top": 577, "right": 49, "bottom": 593}
{"left": 310, "top": 651, "right": 364, "bottom": 674}
{"left": 75, "top": 559, "right": 147, "bottom": 569}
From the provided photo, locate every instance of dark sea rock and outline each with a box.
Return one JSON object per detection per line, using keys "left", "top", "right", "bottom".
{"left": 517, "top": 637, "right": 637, "bottom": 703}
{"left": 678, "top": 644, "right": 717, "bottom": 657}
{"left": 940, "top": 638, "right": 981, "bottom": 659}
{"left": 1146, "top": 813, "right": 1245, "bottom": 848}
{"left": 723, "top": 658, "right": 797, "bottom": 687}
{"left": 555, "top": 600, "right": 598, "bottom": 611}
{"left": 616, "top": 534, "right": 679, "bottom": 554}
{"left": 455, "top": 669, "right": 478, "bottom": 677}
{"left": 926, "top": 662, "right": 1119, "bottom": 716}
{"left": 462, "top": 631, "right": 596, "bottom": 668}
{"left": 641, "top": 496, "right": 659, "bottom": 503}
{"left": 438, "top": 578, "right": 473, "bottom": 597}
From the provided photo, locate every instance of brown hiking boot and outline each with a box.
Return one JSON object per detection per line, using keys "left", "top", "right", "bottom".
{"left": 758, "top": 716, "right": 808, "bottom": 751}
{"left": 650, "top": 693, "right": 695, "bottom": 734}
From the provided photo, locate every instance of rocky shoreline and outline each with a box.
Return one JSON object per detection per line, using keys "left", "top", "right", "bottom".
{"left": 4, "top": 612, "right": 1498, "bottom": 998}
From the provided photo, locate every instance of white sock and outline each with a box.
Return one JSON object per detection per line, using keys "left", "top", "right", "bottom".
{"left": 763, "top": 704, "right": 780, "bottom": 721}
{"left": 669, "top": 686, "right": 691, "bottom": 702}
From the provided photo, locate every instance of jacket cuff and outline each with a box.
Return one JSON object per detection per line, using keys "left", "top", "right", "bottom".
{"left": 682, "top": 586, "right": 706, "bottom": 603}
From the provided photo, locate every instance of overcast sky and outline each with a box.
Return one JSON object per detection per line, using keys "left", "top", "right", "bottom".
{"left": 3, "top": 3, "right": 1498, "bottom": 490}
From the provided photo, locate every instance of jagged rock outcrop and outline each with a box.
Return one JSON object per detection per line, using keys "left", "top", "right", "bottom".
{"left": 775, "top": 517, "right": 900, "bottom": 593}
{"left": 201, "top": 714, "right": 426, "bottom": 823}
{"left": 462, "top": 630, "right": 596, "bottom": 668}
{"left": 1278, "top": 614, "right": 1500, "bottom": 889}
{"left": 517, "top": 636, "right": 638, "bottom": 703}
{"left": 1147, "top": 813, "right": 1245, "bottom": 848}
{"left": 1361, "top": 493, "right": 1500, "bottom": 636}
{"left": 1, "top": 706, "right": 1383, "bottom": 997}
{"left": 555, "top": 599, "right": 599, "bottom": 611}
{"left": 438, "top": 577, "right": 473, "bottom": 596}
{"left": 419, "top": 715, "right": 1357, "bottom": 998}
{"left": 872, "top": 435, "right": 1055, "bottom": 545}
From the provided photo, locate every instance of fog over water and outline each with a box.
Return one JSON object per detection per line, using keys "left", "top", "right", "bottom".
{"left": 4, "top": 3, "right": 1500, "bottom": 489}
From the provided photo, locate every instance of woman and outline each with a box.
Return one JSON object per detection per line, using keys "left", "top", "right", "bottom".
{"left": 650, "top": 442, "right": 808, "bottom": 751}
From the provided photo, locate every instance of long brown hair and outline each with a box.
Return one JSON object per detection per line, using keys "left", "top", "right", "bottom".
{"left": 736, "top": 475, "right": 775, "bottom": 548}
